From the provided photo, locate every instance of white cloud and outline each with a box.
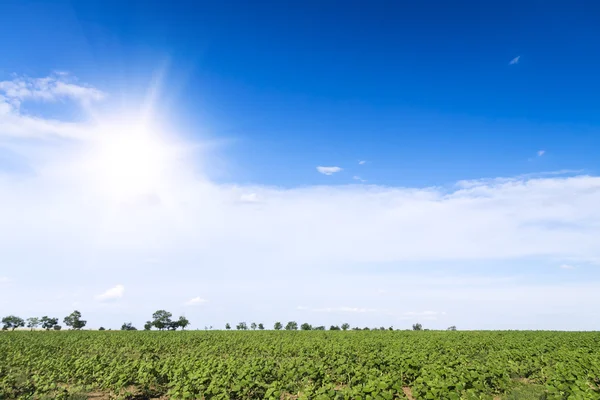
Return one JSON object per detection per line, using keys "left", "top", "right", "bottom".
{"left": 313, "top": 307, "right": 380, "bottom": 313}
{"left": 509, "top": 56, "right": 520, "bottom": 65}
{"left": 0, "top": 73, "right": 104, "bottom": 139}
{"left": 0, "top": 276, "right": 11, "bottom": 283}
{"left": 538, "top": 150, "right": 545, "bottom": 157}
{"left": 0, "top": 73, "right": 105, "bottom": 106}
{"left": 316, "top": 166, "right": 342, "bottom": 175}
{"left": 4, "top": 72, "right": 600, "bottom": 329}
{"left": 353, "top": 176, "right": 366, "bottom": 183}
{"left": 95, "top": 284, "right": 125, "bottom": 301}
{"left": 239, "top": 193, "right": 259, "bottom": 203}
{"left": 358, "top": 160, "right": 366, "bottom": 165}
{"left": 185, "top": 296, "right": 207, "bottom": 306}
{"left": 560, "top": 264, "right": 575, "bottom": 270}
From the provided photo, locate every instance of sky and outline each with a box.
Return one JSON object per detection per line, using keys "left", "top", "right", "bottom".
{"left": 1, "top": 0, "right": 600, "bottom": 330}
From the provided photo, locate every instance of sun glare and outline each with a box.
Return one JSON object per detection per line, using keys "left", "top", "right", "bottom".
{"left": 86, "top": 117, "right": 175, "bottom": 200}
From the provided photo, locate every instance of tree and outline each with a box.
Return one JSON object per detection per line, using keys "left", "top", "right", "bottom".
{"left": 258, "top": 323, "right": 264, "bottom": 330}
{"left": 144, "top": 321, "right": 153, "bottom": 330}
{"left": 447, "top": 326, "right": 457, "bottom": 331}
{"left": 151, "top": 310, "right": 172, "bottom": 330}
{"left": 285, "top": 321, "right": 298, "bottom": 330}
{"left": 53, "top": 325, "right": 62, "bottom": 330}
{"left": 99, "top": 327, "right": 106, "bottom": 331}
{"left": 236, "top": 322, "right": 248, "bottom": 330}
{"left": 388, "top": 326, "right": 394, "bottom": 331}
{"left": 177, "top": 316, "right": 190, "bottom": 330}
{"left": 40, "top": 316, "right": 58, "bottom": 331}
{"left": 300, "top": 322, "right": 312, "bottom": 330}
{"left": 121, "top": 322, "right": 137, "bottom": 331}
{"left": 63, "top": 310, "right": 86, "bottom": 330}
{"left": 341, "top": 323, "right": 350, "bottom": 331}
{"left": 250, "top": 322, "right": 257, "bottom": 330}
{"left": 314, "top": 326, "right": 325, "bottom": 330}
{"left": 225, "top": 323, "right": 231, "bottom": 330}
{"left": 2, "top": 315, "right": 25, "bottom": 331}
{"left": 274, "top": 322, "right": 282, "bottom": 330}
{"left": 330, "top": 325, "right": 341, "bottom": 331}
{"left": 26, "top": 317, "right": 40, "bottom": 330}
{"left": 363, "top": 327, "right": 370, "bottom": 331}
{"left": 412, "top": 323, "right": 423, "bottom": 331}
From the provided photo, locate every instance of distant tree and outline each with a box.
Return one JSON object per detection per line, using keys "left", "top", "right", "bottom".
{"left": 412, "top": 323, "right": 423, "bottom": 331}
{"left": 258, "top": 323, "right": 265, "bottom": 330}
{"left": 151, "top": 310, "right": 173, "bottom": 331}
{"left": 300, "top": 322, "right": 312, "bottom": 330}
{"left": 2, "top": 315, "right": 25, "bottom": 331}
{"left": 40, "top": 316, "right": 58, "bottom": 331}
{"left": 63, "top": 310, "right": 86, "bottom": 330}
{"left": 285, "top": 321, "right": 298, "bottom": 330}
{"left": 236, "top": 322, "right": 248, "bottom": 330}
{"left": 121, "top": 322, "right": 137, "bottom": 331}
{"left": 251, "top": 322, "right": 257, "bottom": 330}
{"left": 447, "top": 326, "right": 457, "bottom": 331}
{"left": 144, "top": 321, "right": 153, "bottom": 330}
{"left": 53, "top": 325, "right": 62, "bottom": 330}
{"left": 379, "top": 327, "right": 386, "bottom": 331}
{"left": 99, "top": 327, "right": 106, "bottom": 331}
{"left": 329, "top": 325, "right": 341, "bottom": 331}
{"left": 314, "top": 326, "right": 326, "bottom": 330}
{"left": 388, "top": 326, "right": 394, "bottom": 331}
{"left": 352, "top": 327, "right": 361, "bottom": 330}
{"left": 363, "top": 327, "right": 370, "bottom": 331}
{"left": 341, "top": 323, "right": 350, "bottom": 331}
{"left": 26, "top": 317, "right": 40, "bottom": 330}
{"left": 274, "top": 322, "right": 282, "bottom": 330}
{"left": 225, "top": 323, "right": 231, "bottom": 330}
{"left": 177, "top": 316, "right": 190, "bottom": 330}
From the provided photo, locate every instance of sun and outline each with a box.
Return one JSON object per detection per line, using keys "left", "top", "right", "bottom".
{"left": 85, "top": 116, "right": 176, "bottom": 200}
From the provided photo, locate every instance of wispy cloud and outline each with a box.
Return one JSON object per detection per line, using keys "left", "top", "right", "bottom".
{"left": 0, "top": 73, "right": 104, "bottom": 139}
{"left": 95, "top": 284, "right": 125, "bottom": 301}
{"left": 509, "top": 56, "right": 520, "bottom": 65}
{"left": 0, "top": 276, "right": 11, "bottom": 283}
{"left": 313, "top": 307, "right": 380, "bottom": 313}
{"left": 185, "top": 296, "right": 207, "bottom": 306}
{"left": 560, "top": 264, "right": 575, "bottom": 270}
{"left": 353, "top": 175, "right": 366, "bottom": 183}
{"left": 316, "top": 166, "right": 342, "bottom": 175}
{"left": 537, "top": 150, "right": 545, "bottom": 157}
{"left": 0, "top": 73, "right": 105, "bottom": 108}
{"left": 358, "top": 160, "right": 366, "bottom": 165}
{"left": 239, "top": 193, "right": 259, "bottom": 203}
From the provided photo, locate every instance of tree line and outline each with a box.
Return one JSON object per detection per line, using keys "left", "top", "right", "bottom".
{"left": 3, "top": 311, "right": 456, "bottom": 332}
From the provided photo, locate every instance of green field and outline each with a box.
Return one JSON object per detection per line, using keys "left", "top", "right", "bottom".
{"left": 2, "top": 331, "right": 599, "bottom": 399}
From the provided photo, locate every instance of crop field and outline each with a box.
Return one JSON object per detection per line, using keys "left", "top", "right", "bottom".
{"left": 1, "top": 331, "right": 600, "bottom": 400}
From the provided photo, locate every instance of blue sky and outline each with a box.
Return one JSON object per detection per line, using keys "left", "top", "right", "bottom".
{"left": 1, "top": 1, "right": 600, "bottom": 330}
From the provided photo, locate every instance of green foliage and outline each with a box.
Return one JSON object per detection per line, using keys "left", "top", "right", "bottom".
{"left": 225, "top": 322, "right": 231, "bottom": 330}
{"left": 236, "top": 322, "right": 248, "bottom": 330}
{"left": 412, "top": 323, "right": 423, "bottom": 331}
{"left": 258, "top": 323, "right": 264, "bottom": 330}
{"left": 341, "top": 322, "right": 350, "bottom": 331}
{"left": 26, "top": 317, "right": 40, "bottom": 330}
{"left": 2, "top": 331, "right": 599, "bottom": 400}
{"left": 121, "top": 322, "right": 137, "bottom": 331}
{"left": 151, "top": 310, "right": 172, "bottom": 330}
{"left": 273, "top": 321, "right": 282, "bottom": 330}
{"left": 63, "top": 310, "right": 86, "bottom": 330}
{"left": 285, "top": 321, "right": 298, "bottom": 330}
{"left": 447, "top": 325, "right": 457, "bottom": 331}
{"left": 2, "top": 315, "right": 25, "bottom": 331}
{"left": 40, "top": 316, "right": 58, "bottom": 330}
{"left": 250, "top": 322, "right": 257, "bottom": 330}
{"left": 300, "top": 323, "right": 312, "bottom": 330}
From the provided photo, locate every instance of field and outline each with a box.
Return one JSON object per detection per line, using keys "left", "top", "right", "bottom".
{"left": 1, "top": 331, "right": 600, "bottom": 400}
